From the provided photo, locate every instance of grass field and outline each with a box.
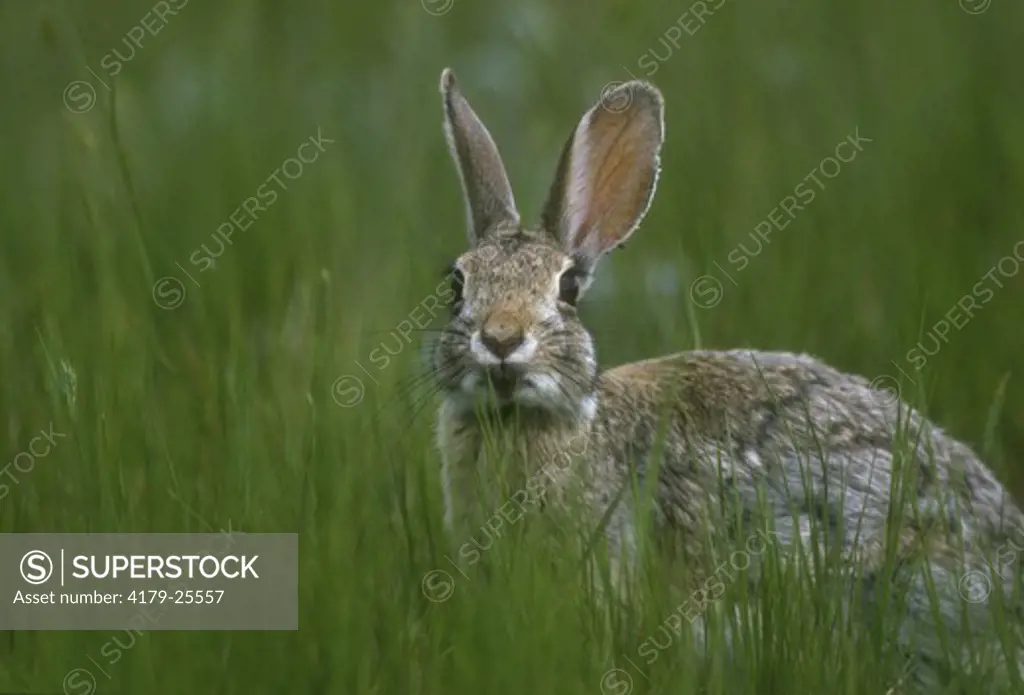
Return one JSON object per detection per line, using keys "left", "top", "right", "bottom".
{"left": 2, "top": 0, "right": 1024, "bottom": 692}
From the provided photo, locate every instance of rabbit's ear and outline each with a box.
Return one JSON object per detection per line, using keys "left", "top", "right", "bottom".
{"left": 440, "top": 68, "right": 520, "bottom": 245}
{"left": 542, "top": 81, "right": 664, "bottom": 269}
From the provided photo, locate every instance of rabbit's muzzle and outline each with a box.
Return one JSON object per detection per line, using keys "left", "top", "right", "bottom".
{"left": 468, "top": 327, "right": 533, "bottom": 400}
{"left": 480, "top": 309, "right": 526, "bottom": 359}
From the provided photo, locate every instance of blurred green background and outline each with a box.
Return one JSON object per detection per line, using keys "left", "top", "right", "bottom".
{"left": 1, "top": 0, "right": 1023, "bottom": 692}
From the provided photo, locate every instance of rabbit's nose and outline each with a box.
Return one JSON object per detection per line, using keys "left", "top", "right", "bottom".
{"left": 481, "top": 312, "right": 525, "bottom": 359}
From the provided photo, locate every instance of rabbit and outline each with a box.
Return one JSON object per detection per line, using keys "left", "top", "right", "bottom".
{"left": 431, "top": 67, "right": 1024, "bottom": 689}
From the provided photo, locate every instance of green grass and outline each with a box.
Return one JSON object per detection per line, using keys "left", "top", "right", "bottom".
{"left": 1, "top": 0, "right": 1023, "bottom": 692}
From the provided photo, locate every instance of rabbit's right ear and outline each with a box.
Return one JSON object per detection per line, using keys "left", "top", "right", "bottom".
{"left": 440, "top": 69, "right": 520, "bottom": 245}
{"left": 542, "top": 81, "right": 664, "bottom": 271}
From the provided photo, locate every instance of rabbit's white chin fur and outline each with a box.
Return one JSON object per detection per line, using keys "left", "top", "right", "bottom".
{"left": 451, "top": 370, "right": 579, "bottom": 417}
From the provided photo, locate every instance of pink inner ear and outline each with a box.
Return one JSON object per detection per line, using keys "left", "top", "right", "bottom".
{"left": 563, "top": 92, "right": 662, "bottom": 260}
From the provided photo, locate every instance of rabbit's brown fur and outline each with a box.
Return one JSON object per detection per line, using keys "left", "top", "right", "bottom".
{"left": 433, "top": 68, "right": 1023, "bottom": 688}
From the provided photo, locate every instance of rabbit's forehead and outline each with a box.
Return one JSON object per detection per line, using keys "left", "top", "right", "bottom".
{"left": 461, "top": 240, "right": 569, "bottom": 289}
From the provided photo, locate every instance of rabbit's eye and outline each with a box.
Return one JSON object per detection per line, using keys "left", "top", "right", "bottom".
{"left": 448, "top": 267, "right": 465, "bottom": 311}
{"left": 559, "top": 268, "right": 584, "bottom": 306}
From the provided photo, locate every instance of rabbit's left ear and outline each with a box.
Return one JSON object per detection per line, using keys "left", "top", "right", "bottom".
{"left": 542, "top": 81, "right": 664, "bottom": 270}
{"left": 440, "top": 68, "right": 520, "bottom": 245}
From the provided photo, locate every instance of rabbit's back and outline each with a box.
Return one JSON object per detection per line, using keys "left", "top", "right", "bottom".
{"left": 598, "top": 348, "right": 1020, "bottom": 544}
{"left": 597, "top": 350, "right": 1022, "bottom": 600}
{"left": 596, "top": 349, "right": 1023, "bottom": 684}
